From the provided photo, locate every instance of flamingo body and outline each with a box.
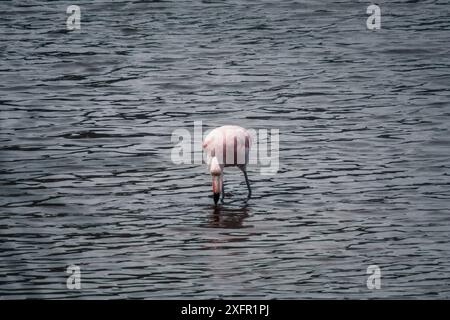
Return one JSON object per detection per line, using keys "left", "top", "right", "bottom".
{"left": 203, "top": 125, "right": 252, "bottom": 205}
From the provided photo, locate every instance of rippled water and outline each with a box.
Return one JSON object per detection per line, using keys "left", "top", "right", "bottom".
{"left": 1, "top": 0, "right": 450, "bottom": 299}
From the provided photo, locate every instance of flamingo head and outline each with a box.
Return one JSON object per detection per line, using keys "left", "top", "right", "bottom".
{"left": 209, "top": 156, "right": 223, "bottom": 205}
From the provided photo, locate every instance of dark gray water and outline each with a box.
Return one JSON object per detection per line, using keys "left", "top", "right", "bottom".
{"left": 1, "top": 0, "right": 450, "bottom": 299}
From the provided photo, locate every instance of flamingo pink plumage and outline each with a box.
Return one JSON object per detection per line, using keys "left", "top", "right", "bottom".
{"left": 203, "top": 125, "right": 252, "bottom": 205}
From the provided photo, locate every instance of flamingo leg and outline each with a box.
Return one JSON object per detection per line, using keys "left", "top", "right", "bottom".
{"left": 221, "top": 179, "right": 225, "bottom": 203}
{"left": 243, "top": 170, "right": 251, "bottom": 199}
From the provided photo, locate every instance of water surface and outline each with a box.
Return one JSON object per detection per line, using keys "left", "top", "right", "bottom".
{"left": 1, "top": 0, "right": 450, "bottom": 299}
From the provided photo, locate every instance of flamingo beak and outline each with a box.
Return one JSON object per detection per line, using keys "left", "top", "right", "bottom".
{"left": 212, "top": 175, "right": 222, "bottom": 205}
{"left": 213, "top": 193, "right": 220, "bottom": 205}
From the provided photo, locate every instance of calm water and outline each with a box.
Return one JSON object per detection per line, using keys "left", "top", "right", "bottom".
{"left": 1, "top": 0, "right": 450, "bottom": 299}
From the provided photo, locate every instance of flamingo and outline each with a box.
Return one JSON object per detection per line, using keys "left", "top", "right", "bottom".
{"left": 202, "top": 125, "right": 252, "bottom": 205}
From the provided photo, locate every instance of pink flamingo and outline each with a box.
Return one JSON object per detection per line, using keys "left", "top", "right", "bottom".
{"left": 203, "top": 125, "right": 252, "bottom": 205}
